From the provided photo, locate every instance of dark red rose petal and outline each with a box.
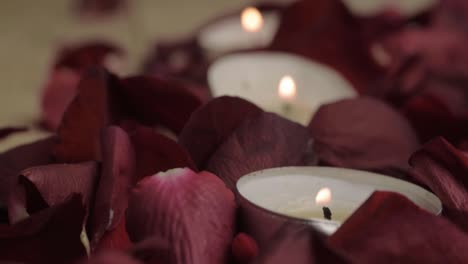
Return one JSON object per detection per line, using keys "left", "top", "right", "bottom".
{"left": 0, "top": 127, "right": 27, "bottom": 141}
{"left": 253, "top": 223, "right": 350, "bottom": 264}
{"left": 329, "top": 191, "right": 468, "bottom": 263}
{"left": 122, "top": 122, "right": 196, "bottom": 180}
{"left": 0, "top": 137, "right": 56, "bottom": 207}
{"left": 118, "top": 76, "right": 203, "bottom": 134}
{"left": 309, "top": 97, "right": 419, "bottom": 177}
{"left": 179, "top": 96, "right": 262, "bottom": 169}
{"left": 8, "top": 162, "right": 99, "bottom": 224}
{"left": 126, "top": 168, "right": 236, "bottom": 264}
{"left": 94, "top": 218, "right": 132, "bottom": 252}
{"left": 409, "top": 137, "right": 468, "bottom": 211}
{"left": 54, "top": 67, "right": 117, "bottom": 162}
{"left": 270, "top": 0, "right": 383, "bottom": 92}
{"left": 207, "top": 112, "right": 316, "bottom": 189}
{"left": 0, "top": 194, "right": 87, "bottom": 264}
{"left": 81, "top": 250, "right": 142, "bottom": 264}
{"left": 89, "top": 126, "right": 135, "bottom": 249}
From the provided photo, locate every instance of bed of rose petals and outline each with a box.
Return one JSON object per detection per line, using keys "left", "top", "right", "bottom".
{"left": 2, "top": 0, "right": 468, "bottom": 263}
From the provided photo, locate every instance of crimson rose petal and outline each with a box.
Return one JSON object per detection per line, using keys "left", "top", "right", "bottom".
{"left": 8, "top": 162, "right": 99, "bottom": 224}
{"left": 118, "top": 76, "right": 203, "bottom": 134}
{"left": 179, "top": 96, "right": 262, "bottom": 169}
{"left": 0, "top": 137, "right": 56, "bottom": 208}
{"left": 122, "top": 123, "right": 196, "bottom": 180}
{"left": 329, "top": 191, "right": 468, "bottom": 263}
{"left": 270, "top": 0, "right": 383, "bottom": 92}
{"left": 0, "top": 194, "right": 87, "bottom": 264}
{"left": 126, "top": 168, "right": 236, "bottom": 264}
{"left": 409, "top": 137, "right": 468, "bottom": 231}
{"left": 309, "top": 97, "right": 419, "bottom": 177}
{"left": 54, "top": 67, "right": 116, "bottom": 163}
{"left": 206, "top": 112, "right": 316, "bottom": 190}
{"left": 89, "top": 126, "right": 135, "bottom": 249}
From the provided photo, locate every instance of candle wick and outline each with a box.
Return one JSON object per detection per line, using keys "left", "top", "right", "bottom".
{"left": 322, "top": 207, "right": 332, "bottom": 220}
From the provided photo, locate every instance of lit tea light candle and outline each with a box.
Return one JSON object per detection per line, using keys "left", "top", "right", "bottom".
{"left": 208, "top": 52, "right": 357, "bottom": 124}
{"left": 236, "top": 167, "right": 442, "bottom": 248}
{"left": 198, "top": 7, "right": 280, "bottom": 58}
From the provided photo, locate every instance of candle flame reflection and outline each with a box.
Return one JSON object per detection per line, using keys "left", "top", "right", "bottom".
{"left": 278, "top": 75, "right": 296, "bottom": 101}
{"left": 241, "top": 7, "right": 264, "bottom": 32}
{"left": 315, "top": 187, "right": 332, "bottom": 206}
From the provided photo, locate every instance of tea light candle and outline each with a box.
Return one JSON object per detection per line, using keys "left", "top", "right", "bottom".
{"left": 198, "top": 7, "right": 280, "bottom": 58}
{"left": 237, "top": 166, "right": 441, "bottom": 242}
{"left": 208, "top": 52, "right": 357, "bottom": 125}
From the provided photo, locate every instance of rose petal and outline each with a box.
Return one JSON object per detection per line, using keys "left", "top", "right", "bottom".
{"left": 0, "top": 137, "right": 56, "bottom": 207}
{"left": 253, "top": 223, "right": 349, "bottom": 264}
{"left": 130, "top": 237, "right": 172, "bottom": 264}
{"left": 8, "top": 162, "right": 99, "bottom": 224}
{"left": 270, "top": 0, "right": 383, "bottom": 92}
{"left": 94, "top": 218, "right": 132, "bottom": 252}
{"left": 0, "top": 127, "right": 27, "bottom": 141}
{"left": 118, "top": 76, "right": 203, "bottom": 134}
{"left": 409, "top": 137, "right": 468, "bottom": 211}
{"left": 329, "top": 191, "right": 468, "bottom": 263}
{"left": 89, "top": 126, "right": 135, "bottom": 249}
{"left": 232, "top": 233, "right": 259, "bottom": 263}
{"left": 122, "top": 123, "right": 196, "bottom": 180}
{"left": 207, "top": 112, "right": 316, "bottom": 189}
{"left": 81, "top": 250, "right": 142, "bottom": 264}
{"left": 126, "top": 168, "right": 236, "bottom": 264}
{"left": 179, "top": 96, "right": 262, "bottom": 169}
{"left": 0, "top": 194, "right": 87, "bottom": 264}
{"left": 309, "top": 97, "right": 420, "bottom": 177}
{"left": 54, "top": 67, "right": 117, "bottom": 162}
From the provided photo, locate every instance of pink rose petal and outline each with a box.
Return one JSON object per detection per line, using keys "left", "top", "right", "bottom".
{"left": 89, "top": 126, "right": 135, "bottom": 249}
{"left": 329, "top": 191, "right": 468, "bottom": 263}
{"left": 207, "top": 112, "right": 316, "bottom": 189}
{"left": 0, "top": 194, "right": 87, "bottom": 264}
{"left": 309, "top": 97, "right": 420, "bottom": 177}
{"left": 126, "top": 168, "right": 236, "bottom": 264}
{"left": 179, "top": 96, "right": 262, "bottom": 169}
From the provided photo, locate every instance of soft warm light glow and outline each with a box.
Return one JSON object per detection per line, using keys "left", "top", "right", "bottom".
{"left": 241, "top": 7, "right": 264, "bottom": 32}
{"left": 278, "top": 75, "right": 297, "bottom": 101}
{"left": 315, "top": 187, "right": 332, "bottom": 206}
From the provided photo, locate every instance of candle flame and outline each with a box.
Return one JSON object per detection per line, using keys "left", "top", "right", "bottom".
{"left": 278, "top": 75, "right": 296, "bottom": 101}
{"left": 241, "top": 7, "right": 264, "bottom": 33}
{"left": 315, "top": 187, "right": 332, "bottom": 206}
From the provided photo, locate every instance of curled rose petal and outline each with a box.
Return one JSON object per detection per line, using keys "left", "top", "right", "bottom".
{"left": 0, "top": 127, "right": 27, "bottom": 141}
{"left": 206, "top": 112, "right": 316, "bottom": 190}
{"left": 270, "top": 0, "right": 383, "bottom": 92}
{"left": 309, "top": 97, "right": 419, "bottom": 177}
{"left": 89, "top": 126, "right": 135, "bottom": 249}
{"left": 81, "top": 250, "right": 142, "bottom": 264}
{"left": 0, "top": 194, "right": 87, "bottom": 264}
{"left": 54, "top": 67, "right": 117, "bottom": 162}
{"left": 118, "top": 76, "right": 203, "bottom": 134}
{"left": 0, "top": 137, "right": 56, "bottom": 207}
{"left": 329, "top": 191, "right": 468, "bottom": 263}
{"left": 232, "top": 233, "right": 259, "bottom": 263}
{"left": 122, "top": 122, "right": 196, "bottom": 180}
{"left": 179, "top": 96, "right": 262, "bottom": 169}
{"left": 8, "top": 162, "right": 99, "bottom": 224}
{"left": 409, "top": 138, "right": 468, "bottom": 215}
{"left": 126, "top": 168, "right": 236, "bottom": 264}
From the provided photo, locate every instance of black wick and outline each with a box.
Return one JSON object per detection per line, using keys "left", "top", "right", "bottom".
{"left": 322, "top": 207, "right": 332, "bottom": 220}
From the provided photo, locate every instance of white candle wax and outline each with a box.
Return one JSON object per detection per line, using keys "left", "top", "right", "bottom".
{"left": 208, "top": 52, "right": 357, "bottom": 125}
{"left": 198, "top": 10, "right": 280, "bottom": 59}
{"left": 237, "top": 167, "right": 442, "bottom": 235}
